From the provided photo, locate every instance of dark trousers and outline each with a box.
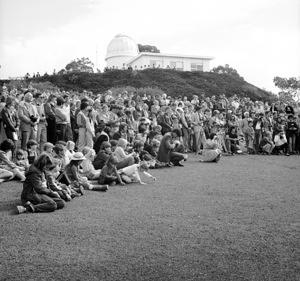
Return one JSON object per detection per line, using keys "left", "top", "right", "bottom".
{"left": 56, "top": 124, "right": 67, "bottom": 142}
{"left": 22, "top": 193, "right": 65, "bottom": 212}
{"left": 47, "top": 118, "right": 57, "bottom": 144}
{"left": 273, "top": 143, "right": 288, "bottom": 154}
{"left": 254, "top": 129, "right": 262, "bottom": 152}
{"left": 170, "top": 151, "right": 185, "bottom": 165}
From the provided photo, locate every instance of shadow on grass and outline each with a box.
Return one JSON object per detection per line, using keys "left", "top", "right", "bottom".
{"left": 0, "top": 199, "right": 22, "bottom": 214}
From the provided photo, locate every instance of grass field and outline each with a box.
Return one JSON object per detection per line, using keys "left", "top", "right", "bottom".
{"left": 0, "top": 155, "right": 299, "bottom": 281}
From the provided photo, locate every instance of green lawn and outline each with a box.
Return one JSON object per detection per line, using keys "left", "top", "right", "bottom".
{"left": 0, "top": 155, "right": 299, "bottom": 281}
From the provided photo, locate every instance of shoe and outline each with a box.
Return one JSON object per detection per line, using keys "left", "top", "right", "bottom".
{"left": 24, "top": 201, "right": 35, "bottom": 213}
{"left": 16, "top": 206, "right": 27, "bottom": 214}
{"left": 79, "top": 186, "right": 84, "bottom": 195}
{"left": 286, "top": 153, "right": 290, "bottom": 156}
{"left": 175, "top": 161, "right": 184, "bottom": 167}
{"left": 92, "top": 185, "right": 108, "bottom": 192}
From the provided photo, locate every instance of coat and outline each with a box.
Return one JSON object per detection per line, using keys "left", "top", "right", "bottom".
{"left": 18, "top": 102, "right": 39, "bottom": 132}
{"left": 157, "top": 133, "right": 173, "bottom": 163}
{"left": 21, "top": 165, "right": 54, "bottom": 201}
{"left": 1, "top": 107, "right": 18, "bottom": 140}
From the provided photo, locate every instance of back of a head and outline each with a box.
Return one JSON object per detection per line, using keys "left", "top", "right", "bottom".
{"left": 117, "top": 138, "right": 127, "bottom": 148}
{"left": 0, "top": 139, "right": 15, "bottom": 152}
{"left": 34, "top": 154, "right": 53, "bottom": 171}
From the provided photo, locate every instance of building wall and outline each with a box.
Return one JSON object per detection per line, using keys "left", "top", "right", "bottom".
{"left": 128, "top": 55, "right": 211, "bottom": 71}
{"left": 106, "top": 55, "right": 136, "bottom": 69}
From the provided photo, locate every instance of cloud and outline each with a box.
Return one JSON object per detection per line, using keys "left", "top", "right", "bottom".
{"left": 0, "top": 0, "right": 299, "bottom": 93}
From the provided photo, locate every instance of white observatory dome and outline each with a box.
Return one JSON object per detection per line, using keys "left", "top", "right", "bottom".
{"left": 105, "top": 34, "right": 139, "bottom": 69}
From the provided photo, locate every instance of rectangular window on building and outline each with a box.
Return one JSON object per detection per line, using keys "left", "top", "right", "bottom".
{"left": 170, "top": 61, "right": 176, "bottom": 69}
{"left": 191, "top": 63, "right": 203, "bottom": 71}
{"left": 176, "top": 61, "right": 184, "bottom": 70}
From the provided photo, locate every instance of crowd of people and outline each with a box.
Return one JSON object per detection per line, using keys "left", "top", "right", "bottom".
{"left": 0, "top": 83, "right": 299, "bottom": 214}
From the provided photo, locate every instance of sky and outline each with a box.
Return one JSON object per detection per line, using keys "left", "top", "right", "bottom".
{"left": 0, "top": 0, "right": 299, "bottom": 93}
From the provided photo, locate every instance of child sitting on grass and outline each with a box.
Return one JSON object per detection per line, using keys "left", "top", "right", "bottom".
{"left": 81, "top": 147, "right": 101, "bottom": 180}
{"left": 15, "top": 149, "right": 30, "bottom": 171}
{"left": 45, "top": 163, "right": 73, "bottom": 201}
{"left": 41, "top": 142, "right": 54, "bottom": 157}
{"left": 64, "top": 152, "right": 108, "bottom": 192}
{"left": 65, "top": 141, "right": 75, "bottom": 163}
{"left": 259, "top": 131, "right": 275, "bottom": 155}
{"left": 113, "top": 138, "right": 135, "bottom": 169}
{"left": 26, "top": 139, "right": 38, "bottom": 164}
{"left": 93, "top": 141, "right": 112, "bottom": 170}
{"left": 98, "top": 155, "right": 125, "bottom": 186}
{"left": 200, "top": 133, "right": 222, "bottom": 163}
{"left": 118, "top": 162, "right": 156, "bottom": 185}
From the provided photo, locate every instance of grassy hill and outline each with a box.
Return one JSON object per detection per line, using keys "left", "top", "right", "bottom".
{"left": 2, "top": 69, "right": 274, "bottom": 101}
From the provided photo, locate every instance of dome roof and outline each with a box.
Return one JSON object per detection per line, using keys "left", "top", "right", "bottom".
{"left": 105, "top": 34, "right": 139, "bottom": 60}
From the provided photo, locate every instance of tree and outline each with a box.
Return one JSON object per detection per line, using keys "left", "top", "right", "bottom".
{"left": 138, "top": 44, "right": 160, "bottom": 53}
{"left": 273, "top": 76, "right": 300, "bottom": 101}
{"left": 65, "top": 57, "right": 94, "bottom": 73}
{"left": 211, "top": 64, "right": 244, "bottom": 81}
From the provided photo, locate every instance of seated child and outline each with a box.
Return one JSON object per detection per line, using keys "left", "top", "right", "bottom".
{"left": 98, "top": 155, "right": 125, "bottom": 186}
{"left": 26, "top": 139, "right": 38, "bottom": 164}
{"left": 110, "top": 139, "right": 118, "bottom": 152}
{"left": 259, "top": 131, "right": 275, "bottom": 155}
{"left": 113, "top": 138, "right": 135, "bottom": 169}
{"left": 119, "top": 162, "right": 156, "bottom": 185}
{"left": 65, "top": 141, "right": 75, "bottom": 164}
{"left": 93, "top": 141, "right": 112, "bottom": 170}
{"left": 273, "top": 128, "right": 288, "bottom": 155}
{"left": 41, "top": 142, "right": 54, "bottom": 157}
{"left": 201, "top": 133, "right": 222, "bottom": 163}
{"left": 45, "top": 163, "right": 74, "bottom": 201}
{"left": 64, "top": 152, "right": 108, "bottom": 192}
{"left": 133, "top": 140, "right": 152, "bottom": 161}
{"left": 53, "top": 144, "right": 68, "bottom": 172}
{"left": 15, "top": 149, "right": 30, "bottom": 171}
{"left": 226, "top": 127, "right": 239, "bottom": 154}
{"left": 81, "top": 147, "right": 101, "bottom": 180}
{"left": 0, "top": 140, "right": 26, "bottom": 182}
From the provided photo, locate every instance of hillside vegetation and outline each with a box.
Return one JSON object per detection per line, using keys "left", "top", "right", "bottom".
{"left": 4, "top": 69, "right": 273, "bottom": 101}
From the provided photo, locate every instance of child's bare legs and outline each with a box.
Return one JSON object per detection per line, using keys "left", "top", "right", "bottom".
{"left": 0, "top": 168, "right": 14, "bottom": 182}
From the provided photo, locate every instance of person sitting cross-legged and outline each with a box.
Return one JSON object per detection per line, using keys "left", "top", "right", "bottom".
{"left": 17, "top": 154, "right": 65, "bottom": 214}
{"left": 157, "top": 129, "right": 188, "bottom": 167}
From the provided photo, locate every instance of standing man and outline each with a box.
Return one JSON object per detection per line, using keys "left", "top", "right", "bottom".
{"left": 55, "top": 97, "right": 68, "bottom": 142}
{"left": 35, "top": 93, "right": 47, "bottom": 152}
{"left": 62, "top": 94, "right": 73, "bottom": 141}
{"left": 44, "top": 94, "right": 57, "bottom": 144}
{"left": 18, "top": 91, "right": 39, "bottom": 150}
{"left": 240, "top": 112, "right": 250, "bottom": 148}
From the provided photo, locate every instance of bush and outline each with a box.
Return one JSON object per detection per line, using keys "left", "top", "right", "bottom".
{"left": 2, "top": 69, "right": 273, "bottom": 101}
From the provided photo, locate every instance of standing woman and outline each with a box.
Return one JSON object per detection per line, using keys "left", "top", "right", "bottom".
{"left": 17, "top": 154, "right": 65, "bottom": 214}
{"left": 44, "top": 94, "right": 57, "bottom": 144}
{"left": 1, "top": 97, "right": 19, "bottom": 144}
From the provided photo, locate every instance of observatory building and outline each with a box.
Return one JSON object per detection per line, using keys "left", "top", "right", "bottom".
{"left": 105, "top": 34, "right": 213, "bottom": 71}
